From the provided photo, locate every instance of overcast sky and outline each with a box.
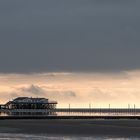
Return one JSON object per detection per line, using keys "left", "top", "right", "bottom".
{"left": 0, "top": 0, "right": 140, "bottom": 73}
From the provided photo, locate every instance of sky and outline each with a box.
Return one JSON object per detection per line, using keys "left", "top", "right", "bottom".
{"left": 0, "top": 0, "right": 140, "bottom": 107}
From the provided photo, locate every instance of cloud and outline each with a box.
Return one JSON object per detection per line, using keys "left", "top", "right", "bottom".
{"left": 1, "top": 71, "right": 140, "bottom": 107}
{"left": 64, "top": 91, "right": 76, "bottom": 97}
{"left": 19, "top": 85, "right": 45, "bottom": 95}
{"left": 7, "top": 84, "right": 77, "bottom": 104}
{"left": 88, "top": 88, "right": 118, "bottom": 103}
{"left": 0, "top": 1, "right": 140, "bottom": 73}
{"left": 44, "top": 90, "right": 77, "bottom": 100}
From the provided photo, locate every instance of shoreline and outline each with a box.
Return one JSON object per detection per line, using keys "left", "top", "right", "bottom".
{"left": 0, "top": 119, "right": 140, "bottom": 137}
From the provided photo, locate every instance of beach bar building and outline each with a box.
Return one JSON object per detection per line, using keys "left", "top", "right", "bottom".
{"left": 2, "top": 97, "right": 57, "bottom": 116}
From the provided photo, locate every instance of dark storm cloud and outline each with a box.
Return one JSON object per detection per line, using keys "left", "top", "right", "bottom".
{"left": 0, "top": 0, "right": 140, "bottom": 73}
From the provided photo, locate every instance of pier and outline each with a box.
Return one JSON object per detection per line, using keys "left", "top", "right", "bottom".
{"left": 1, "top": 108, "right": 140, "bottom": 119}
{"left": 1, "top": 97, "right": 140, "bottom": 119}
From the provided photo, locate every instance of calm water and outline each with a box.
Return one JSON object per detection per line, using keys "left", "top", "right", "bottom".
{"left": 0, "top": 133, "right": 139, "bottom": 140}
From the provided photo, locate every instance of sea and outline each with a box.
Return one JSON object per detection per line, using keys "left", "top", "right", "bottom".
{"left": 0, "top": 133, "right": 138, "bottom": 140}
{"left": 0, "top": 112, "right": 139, "bottom": 139}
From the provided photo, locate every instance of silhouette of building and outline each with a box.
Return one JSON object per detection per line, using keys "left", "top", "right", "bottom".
{"left": 1, "top": 97, "right": 57, "bottom": 116}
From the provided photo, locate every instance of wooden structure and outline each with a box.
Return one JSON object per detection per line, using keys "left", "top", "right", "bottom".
{"left": 1, "top": 97, "right": 57, "bottom": 116}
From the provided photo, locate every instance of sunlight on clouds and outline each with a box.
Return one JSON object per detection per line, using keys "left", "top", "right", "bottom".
{"left": 0, "top": 71, "right": 140, "bottom": 108}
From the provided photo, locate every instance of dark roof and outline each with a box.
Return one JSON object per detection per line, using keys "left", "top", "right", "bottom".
{"left": 7, "top": 97, "right": 57, "bottom": 104}
{"left": 13, "top": 97, "right": 48, "bottom": 103}
{"left": 3, "top": 97, "right": 57, "bottom": 105}
{"left": 14, "top": 97, "right": 28, "bottom": 101}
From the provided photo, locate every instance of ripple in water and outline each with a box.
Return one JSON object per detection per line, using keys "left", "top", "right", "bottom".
{"left": 0, "top": 133, "right": 139, "bottom": 140}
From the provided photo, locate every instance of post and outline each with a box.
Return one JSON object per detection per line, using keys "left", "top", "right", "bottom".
{"left": 134, "top": 104, "right": 136, "bottom": 116}
{"left": 69, "top": 104, "right": 70, "bottom": 114}
{"left": 89, "top": 103, "right": 91, "bottom": 115}
{"left": 128, "top": 104, "right": 130, "bottom": 116}
{"left": 109, "top": 104, "right": 110, "bottom": 115}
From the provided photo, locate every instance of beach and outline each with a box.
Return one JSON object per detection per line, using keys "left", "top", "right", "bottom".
{"left": 0, "top": 119, "right": 140, "bottom": 138}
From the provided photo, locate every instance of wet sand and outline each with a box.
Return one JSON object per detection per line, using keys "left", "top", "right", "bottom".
{"left": 0, "top": 119, "right": 140, "bottom": 137}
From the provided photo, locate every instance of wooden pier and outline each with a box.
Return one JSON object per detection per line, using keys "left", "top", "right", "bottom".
{"left": 56, "top": 108, "right": 140, "bottom": 113}
{"left": 1, "top": 108, "right": 140, "bottom": 114}
{"left": 56, "top": 108, "right": 140, "bottom": 116}
{"left": 0, "top": 108, "right": 140, "bottom": 119}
